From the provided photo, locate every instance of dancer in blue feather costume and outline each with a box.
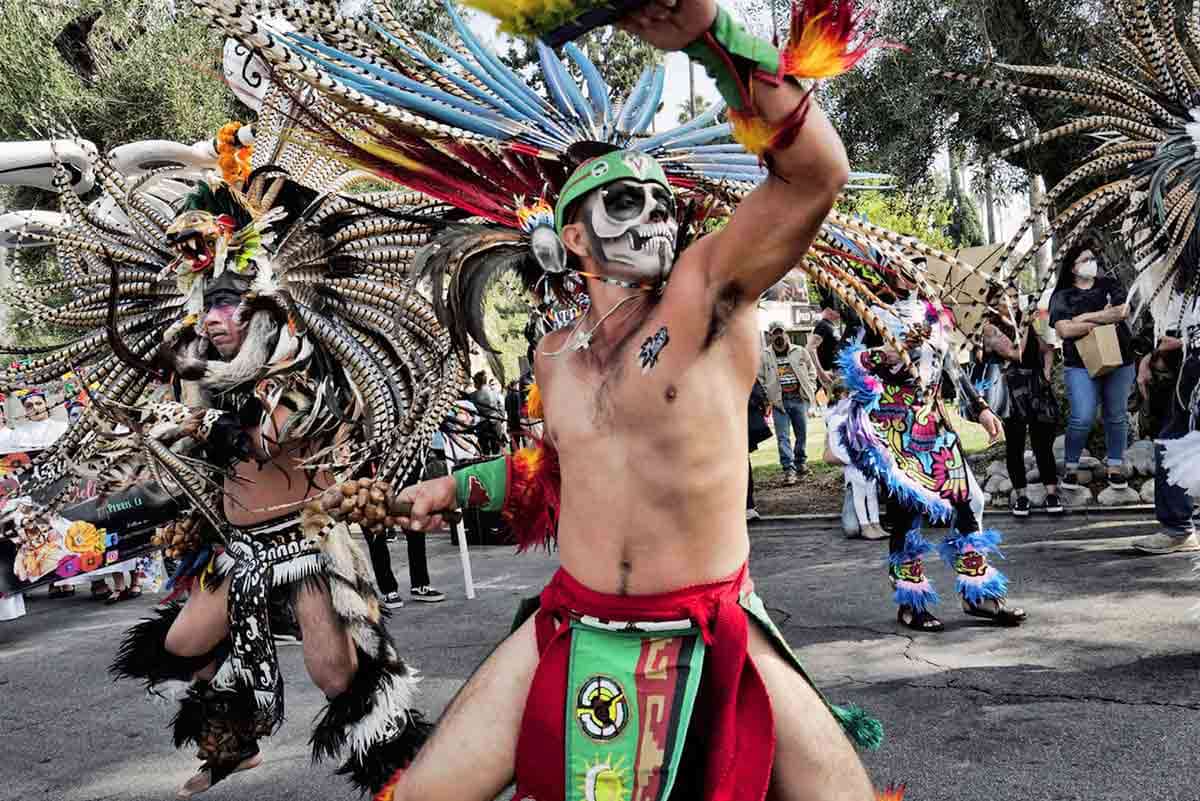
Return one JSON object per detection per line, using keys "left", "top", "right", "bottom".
{"left": 830, "top": 257, "right": 1029, "bottom": 633}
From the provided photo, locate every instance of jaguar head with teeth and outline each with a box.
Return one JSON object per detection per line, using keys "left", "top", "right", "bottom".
{"left": 166, "top": 210, "right": 237, "bottom": 274}
{"left": 556, "top": 150, "right": 678, "bottom": 287}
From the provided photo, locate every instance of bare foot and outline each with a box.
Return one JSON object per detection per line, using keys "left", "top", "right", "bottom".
{"left": 176, "top": 751, "right": 263, "bottom": 799}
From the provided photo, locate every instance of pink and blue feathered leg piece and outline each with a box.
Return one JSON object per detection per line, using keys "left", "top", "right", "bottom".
{"left": 938, "top": 529, "right": 1009, "bottom": 605}
{"left": 889, "top": 528, "right": 939, "bottom": 612}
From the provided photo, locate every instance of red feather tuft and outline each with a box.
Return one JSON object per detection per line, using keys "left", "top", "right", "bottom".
{"left": 876, "top": 782, "right": 906, "bottom": 801}
{"left": 502, "top": 441, "right": 560, "bottom": 552}
{"left": 373, "top": 769, "right": 403, "bottom": 801}
{"left": 781, "top": 0, "right": 904, "bottom": 80}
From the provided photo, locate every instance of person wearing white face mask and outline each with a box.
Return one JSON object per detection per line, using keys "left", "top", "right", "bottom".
{"left": 1049, "top": 243, "right": 1136, "bottom": 491}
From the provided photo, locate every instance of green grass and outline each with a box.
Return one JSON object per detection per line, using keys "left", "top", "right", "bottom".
{"left": 752, "top": 404, "right": 993, "bottom": 482}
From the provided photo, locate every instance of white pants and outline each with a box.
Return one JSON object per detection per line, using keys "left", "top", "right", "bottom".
{"left": 845, "top": 466, "right": 880, "bottom": 526}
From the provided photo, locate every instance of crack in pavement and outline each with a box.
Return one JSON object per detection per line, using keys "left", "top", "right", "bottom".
{"left": 888, "top": 679, "right": 1200, "bottom": 711}
{"left": 775, "top": 619, "right": 1200, "bottom": 711}
{"left": 774, "top": 616, "right": 953, "bottom": 672}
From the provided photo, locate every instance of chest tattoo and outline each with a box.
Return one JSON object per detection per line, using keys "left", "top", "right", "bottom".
{"left": 637, "top": 326, "right": 670, "bottom": 373}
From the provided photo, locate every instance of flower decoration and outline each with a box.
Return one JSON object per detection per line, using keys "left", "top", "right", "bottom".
{"left": 79, "top": 551, "right": 104, "bottom": 572}
{"left": 216, "top": 121, "right": 253, "bottom": 185}
{"left": 56, "top": 554, "right": 81, "bottom": 578}
{"left": 65, "top": 521, "right": 105, "bottom": 554}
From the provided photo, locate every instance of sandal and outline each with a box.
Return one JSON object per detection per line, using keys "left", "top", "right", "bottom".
{"left": 47, "top": 585, "right": 75, "bottom": 599}
{"left": 961, "top": 598, "right": 1027, "bottom": 626}
{"left": 91, "top": 583, "right": 112, "bottom": 601}
{"left": 897, "top": 605, "right": 944, "bottom": 632}
{"left": 105, "top": 588, "right": 142, "bottom": 605}
{"left": 176, "top": 750, "right": 263, "bottom": 799}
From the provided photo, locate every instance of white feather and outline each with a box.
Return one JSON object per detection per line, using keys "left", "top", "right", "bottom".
{"left": 1159, "top": 431, "right": 1200, "bottom": 494}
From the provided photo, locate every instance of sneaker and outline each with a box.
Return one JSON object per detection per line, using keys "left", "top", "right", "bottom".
{"left": 784, "top": 470, "right": 798, "bottom": 486}
{"left": 1060, "top": 471, "right": 1083, "bottom": 491}
{"left": 1012, "top": 495, "right": 1031, "bottom": 517}
{"left": 861, "top": 523, "right": 889, "bottom": 541}
{"left": 1131, "top": 532, "right": 1200, "bottom": 554}
{"left": 410, "top": 586, "right": 446, "bottom": 603}
{"left": 382, "top": 591, "right": 405, "bottom": 609}
{"left": 795, "top": 464, "right": 812, "bottom": 478}
{"left": 1106, "top": 468, "right": 1128, "bottom": 489}
{"left": 1044, "top": 493, "right": 1064, "bottom": 514}
{"left": 745, "top": 508, "right": 761, "bottom": 522}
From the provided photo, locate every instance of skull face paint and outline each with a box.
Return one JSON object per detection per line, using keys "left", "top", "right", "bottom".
{"left": 579, "top": 178, "right": 678, "bottom": 284}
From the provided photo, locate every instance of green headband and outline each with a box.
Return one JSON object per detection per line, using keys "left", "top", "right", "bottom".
{"left": 554, "top": 150, "right": 672, "bottom": 232}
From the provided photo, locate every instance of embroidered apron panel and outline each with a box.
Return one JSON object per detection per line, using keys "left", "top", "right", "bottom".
{"left": 564, "top": 619, "right": 705, "bottom": 801}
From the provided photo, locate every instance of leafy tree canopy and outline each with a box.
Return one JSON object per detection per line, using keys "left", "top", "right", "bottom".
{"left": 822, "top": 0, "right": 1117, "bottom": 199}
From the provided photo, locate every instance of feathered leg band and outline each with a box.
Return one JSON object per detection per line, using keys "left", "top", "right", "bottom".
{"left": 889, "top": 529, "right": 939, "bottom": 612}
{"left": 938, "top": 529, "right": 1009, "bottom": 605}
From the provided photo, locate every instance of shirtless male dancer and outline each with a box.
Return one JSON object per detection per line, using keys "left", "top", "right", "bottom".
{"left": 391, "top": 2, "right": 878, "bottom": 799}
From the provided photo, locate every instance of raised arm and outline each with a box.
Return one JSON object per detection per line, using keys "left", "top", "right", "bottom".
{"left": 619, "top": 0, "right": 853, "bottom": 301}
{"left": 705, "top": 98, "right": 847, "bottom": 300}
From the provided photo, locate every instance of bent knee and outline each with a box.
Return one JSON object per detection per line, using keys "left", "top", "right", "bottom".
{"left": 307, "top": 655, "right": 358, "bottom": 698}
{"left": 165, "top": 629, "right": 211, "bottom": 659}
{"left": 315, "top": 671, "right": 354, "bottom": 698}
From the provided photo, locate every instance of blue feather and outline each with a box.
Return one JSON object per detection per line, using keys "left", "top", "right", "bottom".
{"left": 563, "top": 42, "right": 611, "bottom": 129}
{"left": 537, "top": 41, "right": 595, "bottom": 139}
{"left": 629, "top": 66, "right": 666, "bottom": 134}
{"left": 414, "top": 33, "right": 545, "bottom": 123}
{"left": 285, "top": 34, "right": 508, "bottom": 124}
{"left": 444, "top": 1, "right": 553, "bottom": 121}
{"left": 366, "top": 22, "right": 527, "bottom": 122}
{"left": 616, "top": 66, "right": 655, "bottom": 132}
{"left": 283, "top": 42, "right": 520, "bottom": 140}
{"left": 649, "top": 123, "right": 734, "bottom": 150}
{"left": 637, "top": 100, "right": 728, "bottom": 151}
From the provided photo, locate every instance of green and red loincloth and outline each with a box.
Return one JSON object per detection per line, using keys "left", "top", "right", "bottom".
{"left": 512, "top": 565, "right": 881, "bottom": 801}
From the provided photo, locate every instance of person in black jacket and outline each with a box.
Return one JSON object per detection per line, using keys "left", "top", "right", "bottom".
{"left": 746, "top": 378, "right": 771, "bottom": 521}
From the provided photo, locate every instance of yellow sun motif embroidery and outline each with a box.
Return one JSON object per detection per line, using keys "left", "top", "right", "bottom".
{"left": 578, "top": 755, "right": 631, "bottom": 801}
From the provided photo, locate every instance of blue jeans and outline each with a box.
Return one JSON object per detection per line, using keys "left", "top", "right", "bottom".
{"left": 1156, "top": 420, "right": 1195, "bottom": 535}
{"left": 1063, "top": 364, "right": 1135, "bottom": 467}
{"left": 773, "top": 397, "right": 809, "bottom": 472}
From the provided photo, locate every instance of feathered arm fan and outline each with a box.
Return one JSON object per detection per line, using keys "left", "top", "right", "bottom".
{"left": 410, "top": 225, "right": 543, "bottom": 360}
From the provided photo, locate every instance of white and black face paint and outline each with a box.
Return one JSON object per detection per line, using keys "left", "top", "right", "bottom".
{"left": 580, "top": 179, "right": 678, "bottom": 284}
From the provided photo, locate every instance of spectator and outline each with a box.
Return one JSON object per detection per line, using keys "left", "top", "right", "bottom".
{"left": 106, "top": 569, "right": 142, "bottom": 604}
{"left": 506, "top": 376, "right": 528, "bottom": 451}
{"left": 807, "top": 300, "right": 842, "bottom": 393}
{"left": 1131, "top": 332, "right": 1200, "bottom": 552}
{"left": 759, "top": 321, "right": 817, "bottom": 483}
{"left": 746, "top": 378, "right": 771, "bottom": 521}
{"left": 982, "top": 288, "right": 1063, "bottom": 516}
{"left": 824, "top": 404, "right": 885, "bottom": 539}
{"left": 1049, "top": 244, "right": 1136, "bottom": 490}
{"left": 9, "top": 390, "right": 68, "bottom": 452}
{"left": 466, "top": 371, "right": 505, "bottom": 454}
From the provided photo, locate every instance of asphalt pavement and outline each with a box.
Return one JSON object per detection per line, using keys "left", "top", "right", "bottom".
{"left": 2, "top": 511, "right": 1197, "bottom": 801}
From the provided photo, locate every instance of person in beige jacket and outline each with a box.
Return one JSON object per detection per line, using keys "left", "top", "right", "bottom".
{"left": 759, "top": 322, "right": 818, "bottom": 484}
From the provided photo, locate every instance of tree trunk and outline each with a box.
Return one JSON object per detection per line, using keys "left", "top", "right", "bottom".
{"left": 0, "top": 249, "right": 12, "bottom": 348}
{"left": 1029, "top": 174, "right": 1052, "bottom": 283}
{"left": 984, "top": 167, "right": 997, "bottom": 244}
{"left": 949, "top": 147, "right": 964, "bottom": 198}
{"left": 688, "top": 61, "right": 695, "bottom": 118}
